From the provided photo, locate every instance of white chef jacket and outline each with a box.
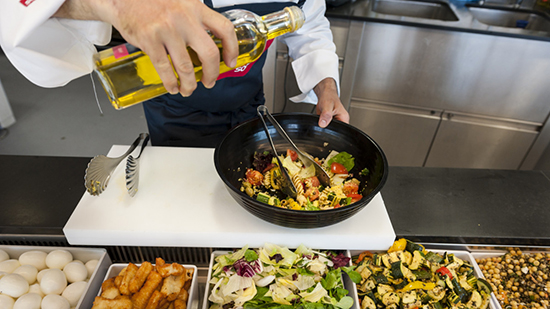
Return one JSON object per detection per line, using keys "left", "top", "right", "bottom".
{"left": 0, "top": 0, "right": 339, "bottom": 103}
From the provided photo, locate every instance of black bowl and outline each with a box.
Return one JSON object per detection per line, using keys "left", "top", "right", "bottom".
{"left": 214, "top": 113, "right": 388, "bottom": 229}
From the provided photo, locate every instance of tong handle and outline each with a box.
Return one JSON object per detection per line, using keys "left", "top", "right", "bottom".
{"left": 257, "top": 106, "right": 298, "bottom": 199}
{"left": 257, "top": 106, "right": 331, "bottom": 187}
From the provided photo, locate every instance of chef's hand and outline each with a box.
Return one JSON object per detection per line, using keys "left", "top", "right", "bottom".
{"left": 54, "top": 0, "right": 238, "bottom": 96}
{"left": 313, "top": 78, "right": 350, "bottom": 128}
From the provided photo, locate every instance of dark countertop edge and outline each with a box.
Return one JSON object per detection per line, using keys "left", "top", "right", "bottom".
{"left": 399, "top": 235, "right": 550, "bottom": 247}
{"left": 325, "top": 10, "right": 550, "bottom": 43}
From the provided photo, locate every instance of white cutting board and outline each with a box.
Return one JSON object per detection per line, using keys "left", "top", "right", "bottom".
{"left": 63, "top": 146, "right": 395, "bottom": 250}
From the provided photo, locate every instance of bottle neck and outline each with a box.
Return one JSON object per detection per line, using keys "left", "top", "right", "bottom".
{"left": 262, "top": 6, "right": 305, "bottom": 40}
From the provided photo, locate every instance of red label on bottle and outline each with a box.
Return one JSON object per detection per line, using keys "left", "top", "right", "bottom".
{"left": 19, "top": 0, "right": 35, "bottom": 6}
{"left": 217, "top": 39, "right": 274, "bottom": 80}
{"left": 113, "top": 45, "right": 130, "bottom": 59}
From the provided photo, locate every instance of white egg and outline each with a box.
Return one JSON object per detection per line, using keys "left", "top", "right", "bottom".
{"left": 13, "top": 293, "right": 41, "bottom": 309}
{"left": 61, "top": 281, "right": 87, "bottom": 307}
{"left": 0, "top": 250, "right": 8, "bottom": 263}
{"left": 18, "top": 251, "right": 47, "bottom": 271}
{"left": 36, "top": 269, "right": 48, "bottom": 283}
{"left": 28, "top": 283, "right": 44, "bottom": 297}
{"left": 0, "top": 260, "right": 20, "bottom": 273}
{"left": 41, "top": 294, "right": 70, "bottom": 309}
{"left": 0, "top": 294, "right": 14, "bottom": 309}
{"left": 13, "top": 265, "right": 38, "bottom": 284}
{"left": 0, "top": 274, "right": 29, "bottom": 298}
{"left": 84, "top": 260, "right": 98, "bottom": 278}
{"left": 63, "top": 262, "right": 87, "bottom": 283}
{"left": 39, "top": 269, "right": 67, "bottom": 295}
{"left": 45, "top": 250, "right": 72, "bottom": 270}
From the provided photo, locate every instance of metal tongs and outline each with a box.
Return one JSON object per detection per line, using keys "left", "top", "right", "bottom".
{"left": 256, "top": 106, "right": 331, "bottom": 199}
{"left": 84, "top": 134, "right": 146, "bottom": 196}
{"left": 125, "top": 133, "right": 150, "bottom": 197}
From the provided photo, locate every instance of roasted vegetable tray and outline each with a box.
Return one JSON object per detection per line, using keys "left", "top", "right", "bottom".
{"left": 348, "top": 248, "right": 499, "bottom": 309}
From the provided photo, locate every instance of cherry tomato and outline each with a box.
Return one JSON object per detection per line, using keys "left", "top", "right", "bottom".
{"left": 334, "top": 204, "right": 342, "bottom": 208}
{"left": 287, "top": 149, "right": 298, "bottom": 161}
{"left": 305, "top": 187, "right": 320, "bottom": 201}
{"left": 245, "top": 169, "right": 263, "bottom": 186}
{"left": 331, "top": 162, "right": 348, "bottom": 174}
{"left": 347, "top": 193, "right": 363, "bottom": 203}
{"left": 305, "top": 176, "right": 320, "bottom": 188}
{"left": 343, "top": 181, "right": 359, "bottom": 195}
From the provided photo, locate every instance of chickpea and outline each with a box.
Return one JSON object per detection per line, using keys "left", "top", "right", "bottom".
{"left": 534, "top": 260, "right": 540, "bottom": 267}
{"left": 530, "top": 257, "right": 536, "bottom": 263}
{"left": 513, "top": 286, "right": 519, "bottom": 291}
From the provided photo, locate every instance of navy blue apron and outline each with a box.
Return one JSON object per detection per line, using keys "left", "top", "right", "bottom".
{"left": 142, "top": 0, "right": 304, "bottom": 148}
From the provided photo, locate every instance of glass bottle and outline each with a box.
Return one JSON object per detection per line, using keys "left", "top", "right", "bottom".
{"left": 93, "top": 6, "right": 305, "bottom": 110}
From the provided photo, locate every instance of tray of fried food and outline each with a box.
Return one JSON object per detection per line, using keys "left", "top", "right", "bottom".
{"left": 92, "top": 257, "right": 198, "bottom": 309}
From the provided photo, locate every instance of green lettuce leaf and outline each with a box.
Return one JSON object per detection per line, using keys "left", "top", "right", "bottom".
{"left": 327, "top": 152, "right": 355, "bottom": 172}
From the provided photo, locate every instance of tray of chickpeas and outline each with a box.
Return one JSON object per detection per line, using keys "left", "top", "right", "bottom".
{"left": 472, "top": 248, "right": 550, "bottom": 309}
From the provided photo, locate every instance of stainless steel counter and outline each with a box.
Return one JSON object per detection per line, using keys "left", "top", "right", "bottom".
{"left": 326, "top": 0, "right": 550, "bottom": 41}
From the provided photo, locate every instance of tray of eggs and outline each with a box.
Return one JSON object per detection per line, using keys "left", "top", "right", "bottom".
{"left": 0, "top": 245, "right": 110, "bottom": 309}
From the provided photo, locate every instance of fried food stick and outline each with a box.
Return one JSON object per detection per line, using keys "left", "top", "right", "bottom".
{"left": 92, "top": 295, "right": 132, "bottom": 309}
{"left": 157, "top": 263, "right": 185, "bottom": 278}
{"left": 183, "top": 268, "right": 195, "bottom": 291}
{"left": 145, "top": 290, "right": 166, "bottom": 309}
{"left": 114, "top": 266, "right": 127, "bottom": 289}
{"left": 161, "top": 274, "right": 186, "bottom": 301}
{"left": 173, "top": 287, "right": 189, "bottom": 309}
{"left": 130, "top": 261, "right": 153, "bottom": 294}
{"left": 119, "top": 263, "right": 139, "bottom": 295}
{"left": 132, "top": 270, "right": 163, "bottom": 309}
{"left": 100, "top": 277, "right": 121, "bottom": 300}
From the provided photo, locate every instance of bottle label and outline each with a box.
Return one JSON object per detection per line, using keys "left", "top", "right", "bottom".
{"left": 217, "top": 39, "right": 274, "bottom": 80}
{"left": 113, "top": 45, "right": 130, "bottom": 59}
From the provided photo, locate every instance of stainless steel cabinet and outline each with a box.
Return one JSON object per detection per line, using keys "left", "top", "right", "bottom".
{"left": 425, "top": 112, "right": 539, "bottom": 169}
{"left": 350, "top": 100, "right": 442, "bottom": 166}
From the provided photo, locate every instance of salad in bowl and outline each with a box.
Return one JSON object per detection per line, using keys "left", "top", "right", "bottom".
{"left": 206, "top": 243, "right": 360, "bottom": 309}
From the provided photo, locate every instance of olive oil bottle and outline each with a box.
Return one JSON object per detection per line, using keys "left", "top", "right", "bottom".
{"left": 94, "top": 6, "right": 305, "bottom": 110}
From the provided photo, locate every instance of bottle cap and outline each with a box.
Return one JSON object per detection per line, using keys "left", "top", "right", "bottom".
{"left": 285, "top": 6, "right": 306, "bottom": 31}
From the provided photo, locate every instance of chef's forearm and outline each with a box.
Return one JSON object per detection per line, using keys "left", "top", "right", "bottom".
{"left": 53, "top": 0, "right": 104, "bottom": 21}
{"left": 314, "top": 78, "right": 338, "bottom": 97}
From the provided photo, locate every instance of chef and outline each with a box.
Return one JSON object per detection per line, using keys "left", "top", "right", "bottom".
{"left": 0, "top": 0, "right": 349, "bottom": 147}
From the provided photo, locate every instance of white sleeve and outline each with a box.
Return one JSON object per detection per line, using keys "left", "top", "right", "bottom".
{"left": 0, "top": 0, "right": 112, "bottom": 88}
{"left": 278, "top": 0, "right": 340, "bottom": 104}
